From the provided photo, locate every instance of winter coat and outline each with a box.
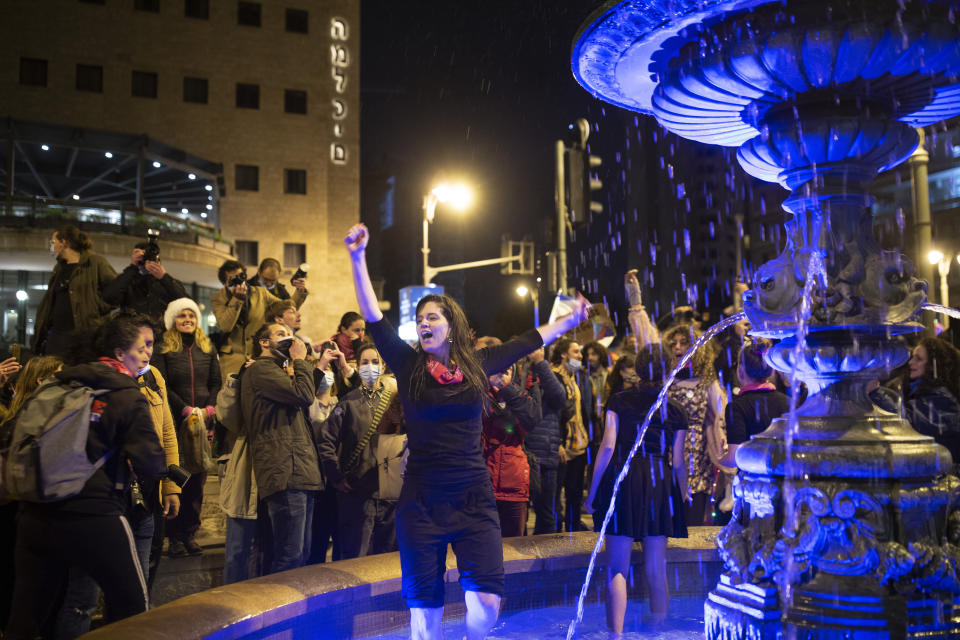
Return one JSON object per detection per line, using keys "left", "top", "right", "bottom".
{"left": 33, "top": 252, "right": 116, "bottom": 351}
{"left": 152, "top": 340, "right": 222, "bottom": 424}
{"left": 138, "top": 368, "right": 181, "bottom": 498}
{"left": 240, "top": 356, "right": 322, "bottom": 498}
{"left": 872, "top": 379, "right": 960, "bottom": 469}
{"left": 217, "top": 374, "right": 257, "bottom": 519}
{"left": 523, "top": 360, "right": 567, "bottom": 470}
{"left": 25, "top": 362, "right": 166, "bottom": 516}
{"left": 482, "top": 381, "right": 540, "bottom": 502}
{"left": 102, "top": 265, "right": 187, "bottom": 323}
{"left": 314, "top": 381, "right": 404, "bottom": 497}
{"left": 211, "top": 285, "right": 307, "bottom": 380}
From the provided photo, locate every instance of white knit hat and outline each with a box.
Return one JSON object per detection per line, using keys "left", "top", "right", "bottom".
{"left": 164, "top": 297, "right": 202, "bottom": 331}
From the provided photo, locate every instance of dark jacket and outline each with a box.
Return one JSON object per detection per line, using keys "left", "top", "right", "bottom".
{"left": 33, "top": 252, "right": 116, "bottom": 351}
{"left": 482, "top": 381, "right": 540, "bottom": 502}
{"left": 246, "top": 275, "right": 291, "bottom": 300}
{"left": 240, "top": 356, "right": 322, "bottom": 498}
{"left": 872, "top": 379, "right": 960, "bottom": 468}
{"left": 152, "top": 339, "right": 222, "bottom": 423}
{"left": 314, "top": 383, "right": 404, "bottom": 495}
{"left": 522, "top": 360, "right": 567, "bottom": 470}
{"left": 102, "top": 264, "right": 187, "bottom": 323}
{"left": 26, "top": 362, "right": 166, "bottom": 516}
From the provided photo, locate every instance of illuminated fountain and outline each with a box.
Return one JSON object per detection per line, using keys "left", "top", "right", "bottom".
{"left": 573, "top": 1, "right": 960, "bottom": 638}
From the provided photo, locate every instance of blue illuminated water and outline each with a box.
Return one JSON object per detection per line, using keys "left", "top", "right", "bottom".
{"left": 366, "top": 596, "right": 706, "bottom": 639}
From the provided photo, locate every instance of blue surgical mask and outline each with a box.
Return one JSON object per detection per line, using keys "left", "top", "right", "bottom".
{"left": 566, "top": 358, "right": 582, "bottom": 372}
{"left": 317, "top": 369, "right": 335, "bottom": 392}
{"left": 358, "top": 363, "right": 381, "bottom": 387}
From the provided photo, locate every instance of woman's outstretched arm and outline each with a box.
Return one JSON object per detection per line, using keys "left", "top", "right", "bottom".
{"left": 344, "top": 223, "right": 384, "bottom": 323}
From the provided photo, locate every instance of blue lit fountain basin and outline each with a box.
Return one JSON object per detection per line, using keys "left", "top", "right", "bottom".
{"left": 83, "top": 530, "right": 721, "bottom": 640}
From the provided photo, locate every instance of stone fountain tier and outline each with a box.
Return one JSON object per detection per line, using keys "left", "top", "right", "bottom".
{"left": 572, "top": 0, "right": 960, "bottom": 638}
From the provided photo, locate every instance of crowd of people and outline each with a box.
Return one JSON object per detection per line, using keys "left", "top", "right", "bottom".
{"left": 2, "top": 223, "right": 960, "bottom": 639}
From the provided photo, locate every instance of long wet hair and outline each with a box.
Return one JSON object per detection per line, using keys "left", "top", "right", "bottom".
{"left": 915, "top": 337, "right": 960, "bottom": 397}
{"left": 409, "top": 294, "right": 486, "bottom": 401}
{"left": 662, "top": 323, "right": 717, "bottom": 381}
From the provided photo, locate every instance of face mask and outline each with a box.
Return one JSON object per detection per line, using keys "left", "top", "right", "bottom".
{"left": 622, "top": 372, "right": 638, "bottom": 385}
{"left": 274, "top": 335, "right": 294, "bottom": 360}
{"left": 49, "top": 240, "right": 58, "bottom": 257}
{"left": 317, "top": 369, "right": 335, "bottom": 392}
{"left": 566, "top": 358, "right": 582, "bottom": 372}
{"left": 358, "top": 363, "right": 381, "bottom": 387}
{"left": 138, "top": 364, "right": 151, "bottom": 377}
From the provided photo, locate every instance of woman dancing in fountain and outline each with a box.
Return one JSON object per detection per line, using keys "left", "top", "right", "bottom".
{"left": 344, "top": 223, "right": 590, "bottom": 640}
{"left": 585, "top": 343, "right": 688, "bottom": 634}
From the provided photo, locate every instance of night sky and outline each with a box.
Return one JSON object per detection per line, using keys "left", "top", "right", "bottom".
{"left": 360, "top": 1, "right": 617, "bottom": 338}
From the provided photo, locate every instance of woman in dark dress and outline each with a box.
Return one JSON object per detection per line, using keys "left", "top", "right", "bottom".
{"left": 345, "top": 223, "right": 589, "bottom": 640}
{"left": 586, "top": 344, "right": 688, "bottom": 633}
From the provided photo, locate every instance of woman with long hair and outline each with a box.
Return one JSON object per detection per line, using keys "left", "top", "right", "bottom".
{"left": 585, "top": 344, "right": 688, "bottom": 632}
{"left": 152, "top": 298, "right": 222, "bottom": 556}
{"left": 626, "top": 271, "right": 728, "bottom": 526}
{"left": 345, "top": 223, "right": 589, "bottom": 640}
{"left": 872, "top": 336, "right": 960, "bottom": 474}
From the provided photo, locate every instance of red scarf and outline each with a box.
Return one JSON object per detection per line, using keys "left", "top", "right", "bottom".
{"left": 426, "top": 357, "right": 463, "bottom": 384}
{"left": 97, "top": 357, "right": 134, "bottom": 378}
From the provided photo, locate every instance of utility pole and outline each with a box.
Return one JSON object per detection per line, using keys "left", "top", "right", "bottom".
{"left": 554, "top": 139, "right": 567, "bottom": 295}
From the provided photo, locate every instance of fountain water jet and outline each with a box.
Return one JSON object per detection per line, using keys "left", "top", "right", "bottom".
{"left": 572, "top": 1, "right": 960, "bottom": 638}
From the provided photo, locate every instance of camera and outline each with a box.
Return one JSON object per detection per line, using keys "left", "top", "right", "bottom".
{"left": 142, "top": 229, "right": 161, "bottom": 263}
{"left": 227, "top": 271, "right": 247, "bottom": 288}
{"left": 164, "top": 464, "right": 192, "bottom": 488}
{"left": 291, "top": 263, "right": 310, "bottom": 284}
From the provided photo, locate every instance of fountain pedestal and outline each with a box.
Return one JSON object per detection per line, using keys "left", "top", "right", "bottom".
{"left": 572, "top": 0, "right": 960, "bottom": 637}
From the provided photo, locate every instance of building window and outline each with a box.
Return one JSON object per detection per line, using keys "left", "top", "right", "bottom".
{"left": 184, "top": 0, "right": 208, "bottom": 19}
{"left": 235, "top": 164, "right": 259, "bottom": 191}
{"left": 237, "top": 1, "right": 261, "bottom": 26}
{"left": 285, "top": 8, "right": 308, "bottom": 33}
{"left": 284, "top": 169, "right": 307, "bottom": 195}
{"left": 183, "top": 77, "right": 208, "bottom": 104}
{"left": 132, "top": 70, "right": 158, "bottom": 98}
{"left": 135, "top": 0, "right": 160, "bottom": 11}
{"left": 19, "top": 58, "right": 48, "bottom": 87}
{"left": 76, "top": 64, "right": 103, "bottom": 92}
{"left": 235, "top": 241, "right": 259, "bottom": 267}
{"left": 283, "top": 243, "right": 306, "bottom": 268}
{"left": 284, "top": 89, "right": 307, "bottom": 114}
{"left": 235, "top": 83, "right": 259, "bottom": 109}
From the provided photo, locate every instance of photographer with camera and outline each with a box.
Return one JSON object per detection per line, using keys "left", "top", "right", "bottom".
{"left": 212, "top": 260, "right": 308, "bottom": 380}
{"left": 247, "top": 258, "right": 309, "bottom": 301}
{"left": 241, "top": 323, "right": 322, "bottom": 573}
{"left": 102, "top": 231, "right": 187, "bottom": 324}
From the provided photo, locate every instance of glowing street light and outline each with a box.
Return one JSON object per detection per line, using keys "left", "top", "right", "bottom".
{"left": 422, "top": 181, "right": 473, "bottom": 285}
{"left": 516, "top": 283, "right": 539, "bottom": 326}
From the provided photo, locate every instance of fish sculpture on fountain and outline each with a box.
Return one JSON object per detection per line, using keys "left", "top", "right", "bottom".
{"left": 573, "top": 0, "right": 960, "bottom": 637}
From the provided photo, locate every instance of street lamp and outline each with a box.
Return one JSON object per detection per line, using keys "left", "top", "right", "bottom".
{"left": 422, "top": 181, "right": 473, "bottom": 285}
{"left": 928, "top": 248, "right": 955, "bottom": 330}
{"left": 516, "top": 284, "right": 539, "bottom": 326}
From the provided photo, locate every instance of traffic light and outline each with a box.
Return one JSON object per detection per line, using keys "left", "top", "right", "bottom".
{"left": 564, "top": 118, "right": 602, "bottom": 228}
{"left": 501, "top": 234, "right": 535, "bottom": 275}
